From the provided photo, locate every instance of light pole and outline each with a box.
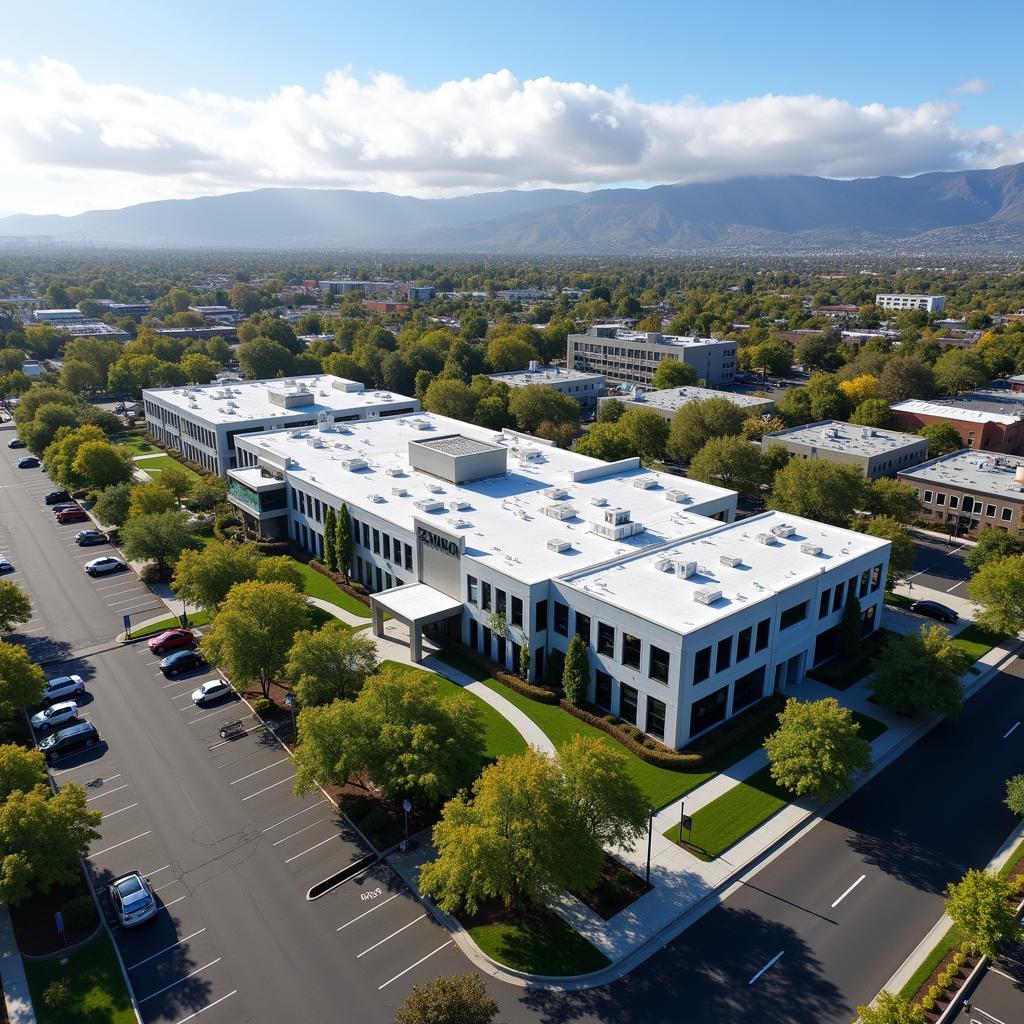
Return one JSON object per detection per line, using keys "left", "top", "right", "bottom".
{"left": 402, "top": 798, "right": 412, "bottom": 850}
{"left": 645, "top": 806, "right": 655, "bottom": 886}
{"left": 284, "top": 692, "right": 296, "bottom": 736}
{"left": 180, "top": 597, "right": 189, "bottom": 629}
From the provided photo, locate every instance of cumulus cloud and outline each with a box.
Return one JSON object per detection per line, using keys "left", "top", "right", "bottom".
{"left": 0, "top": 58, "right": 1021, "bottom": 215}
{"left": 950, "top": 77, "right": 991, "bottom": 94}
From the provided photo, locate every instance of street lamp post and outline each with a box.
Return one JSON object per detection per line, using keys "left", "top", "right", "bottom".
{"left": 402, "top": 798, "right": 412, "bottom": 850}
{"left": 284, "top": 692, "right": 296, "bottom": 736}
{"left": 645, "top": 806, "right": 655, "bottom": 886}
{"left": 181, "top": 597, "right": 189, "bottom": 629}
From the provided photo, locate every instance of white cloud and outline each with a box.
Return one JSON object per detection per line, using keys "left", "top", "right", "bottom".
{"left": 0, "top": 59, "right": 1020, "bottom": 215}
{"left": 950, "top": 77, "right": 991, "bottom": 94}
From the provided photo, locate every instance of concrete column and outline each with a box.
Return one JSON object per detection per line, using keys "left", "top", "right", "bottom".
{"left": 372, "top": 604, "right": 385, "bottom": 638}
{"left": 410, "top": 620, "right": 422, "bottom": 663}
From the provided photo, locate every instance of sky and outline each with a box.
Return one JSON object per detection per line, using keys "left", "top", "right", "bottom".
{"left": 1, "top": 0, "right": 1022, "bottom": 216}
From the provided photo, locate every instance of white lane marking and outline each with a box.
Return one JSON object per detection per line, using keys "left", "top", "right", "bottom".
{"left": 187, "top": 708, "right": 239, "bottom": 725}
{"left": 174, "top": 991, "right": 238, "bottom": 1024}
{"left": 947, "top": 580, "right": 964, "bottom": 593}
{"left": 92, "top": 831, "right": 152, "bottom": 857}
{"left": 356, "top": 914, "right": 427, "bottom": 957}
{"left": 87, "top": 784, "right": 128, "bottom": 802}
{"left": 989, "top": 966, "right": 1018, "bottom": 983}
{"left": 95, "top": 581, "right": 137, "bottom": 593}
{"left": 138, "top": 958, "right": 222, "bottom": 1004}
{"left": 748, "top": 950, "right": 784, "bottom": 985}
{"left": 163, "top": 678, "right": 197, "bottom": 690}
{"left": 154, "top": 878, "right": 181, "bottom": 893}
{"left": 209, "top": 724, "right": 263, "bottom": 748}
{"left": 272, "top": 818, "right": 330, "bottom": 847}
{"left": 230, "top": 757, "right": 290, "bottom": 786}
{"left": 101, "top": 802, "right": 139, "bottom": 819}
{"left": 378, "top": 942, "right": 452, "bottom": 990}
{"left": 830, "top": 874, "right": 866, "bottom": 908}
{"left": 263, "top": 802, "right": 327, "bottom": 831}
{"left": 127, "top": 929, "right": 206, "bottom": 970}
{"left": 284, "top": 832, "right": 339, "bottom": 863}
{"left": 337, "top": 890, "right": 408, "bottom": 930}
{"left": 1004, "top": 722, "right": 1020, "bottom": 739}
{"left": 242, "top": 774, "right": 295, "bottom": 802}
{"left": 145, "top": 864, "right": 171, "bottom": 877}
{"left": 161, "top": 894, "right": 189, "bottom": 910}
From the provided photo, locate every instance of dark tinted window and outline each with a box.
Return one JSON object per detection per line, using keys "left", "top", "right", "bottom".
{"left": 554, "top": 602, "right": 569, "bottom": 636}
{"left": 622, "top": 633, "right": 641, "bottom": 669}
{"left": 694, "top": 646, "right": 711, "bottom": 683}
{"left": 649, "top": 645, "right": 670, "bottom": 683}
{"left": 597, "top": 622, "right": 615, "bottom": 656}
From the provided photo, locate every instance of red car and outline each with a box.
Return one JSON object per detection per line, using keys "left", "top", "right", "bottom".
{"left": 55, "top": 508, "right": 88, "bottom": 524}
{"left": 147, "top": 628, "right": 196, "bottom": 655}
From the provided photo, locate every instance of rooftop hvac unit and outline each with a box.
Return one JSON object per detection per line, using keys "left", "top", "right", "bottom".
{"left": 693, "top": 587, "right": 723, "bottom": 606}
{"left": 414, "top": 420, "right": 433, "bottom": 431}
{"left": 800, "top": 542, "right": 823, "bottom": 556}
{"left": 756, "top": 533, "right": 778, "bottom": 545}
{"left": 654, "top": 557, "right": 674, "bottom": 572}
{"left": 342, "top": 457, "right": 368, "bottom": 471}
{"left": 391, "top": 487, "right": 408, "bottom": 497}
{"left": 772, "top": 524, "right": 796, "bottom": 538}
{"left": 825, "top": 427, "right": 839, "bottom": 439}
{"left": 448, "top": 518, "right": 469, "bottom": 529}
{"left": 542, "top": 503, "right": 576, "bottom": 521}
{"left": 492, "top": 434, "right": 505, "bottom": 444}
{"left": 449, "top": 499, "right": 470, "bottom": 511}
{"left": 518, "top": 448, "right": 542, "bottom": 462}
{"left": 368, "top": 494, "right": 385, "bottom": 504}
{"left": 547, "top": 539, "right": 571, "bottom": 553}
{"left": 720, "top": 554, "right": 743, "bottom": 568}
{"left": 674, "top": 559, "right": 698, "bottom": 578}
{"left": 385, "top": 467, "right": 405, "bottom": 477}
{"left": 379, "top": 394, "right": 392, "bottom": 402}
{"left": 414, "top": 498, "right": 444, "bottom": 512}
{"left": 604, "top": 507, "right": 631, "bottom": 526}
{"left": 665, "top": 489, "right": 688, "bottom": 503}
{"left": 543, "top": 487, "right": 569, "bottom": 500}
{"left": 590, "top": 496, "right": 608, "bottom": 506}
{"left": 590, "top": 518, "right": 646, "bottom": 541}
{"left": 427, "top": 483, "right": 445, "bottom": 494}
{"left": 633, "top": 478, "right": 657, "bottom": 490}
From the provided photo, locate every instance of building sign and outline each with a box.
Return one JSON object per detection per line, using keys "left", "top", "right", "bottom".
{"left": 417, "top": 526, "right": 459, "bottom": 558}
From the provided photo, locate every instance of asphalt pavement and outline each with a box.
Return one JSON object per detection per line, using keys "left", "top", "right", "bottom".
{"left": 953, "top": 943, "right": 1024, "bottom": 1024}
{"left": 905, "top": 532, "right": 972, "bottom": 598}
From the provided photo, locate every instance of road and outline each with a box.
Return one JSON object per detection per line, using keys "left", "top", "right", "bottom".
{"left": 905, "top": 532, "right": 972, "bottom": 597}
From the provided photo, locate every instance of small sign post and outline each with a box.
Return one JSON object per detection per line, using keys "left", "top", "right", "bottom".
{"left": 123, "top": 614, "right": 131, "bottom": 639}
{"left": 55, "top": 910, "right": 65, "bottom": 945}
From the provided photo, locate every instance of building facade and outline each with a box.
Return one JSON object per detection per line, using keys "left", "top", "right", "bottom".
{"left": 602, "top": 385, "right": 774, "bottom": 422}
{"left": 875, "top": 293, "right": 946, "bottom": 313}
{"left": 892, "top": 399, "right": 1024, "bottom": 455}
{"left": 487, "top": 362, "right": 605, "bottom": 413}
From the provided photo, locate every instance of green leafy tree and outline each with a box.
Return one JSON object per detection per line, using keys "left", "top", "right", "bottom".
{"left": 0, "top": 643, "right": 46, "bottom": 716}
{"left": 172, "top": 541, "right": 262, "bottom": 611}
{"left": 870, "top": 625, "right": 968, "bottom": 718}
{"left": 1004, "top": 774, "right": 1024, "bottom": 816}
{"left": 200, "top": 580, "right": 310, "bottom": 698}
{"left": 157, "top": 465, "right": 195, "bottom": 506}
{"left": 285, "top": 622, "right": 378, "bottom": 706}
{"left": 180, "top": 352, "right": 221, "bottom": 384}
{"left": 917, "top": 421, "right": 963, "bottom": 457}
{"left": 128, "top": 481, "right": 178, "bottom": 518}
{"left": 688, "top": 435, "right": 767, "bottom": 497}
{"left": 486, "top": 333, "right": 538, "bottom": 373}
{"left": 188, "top": 475, "right": 227, "bottom": 511}
{"left": 323, "top": 506, "right": 338, "bottom": 572}
{"left": 764, "top": 697, "right": 872, "bottom": 800}
{"left": 597, "top": 398, "right": 625, "bottom": 423}
{"left": 837, "top": 594, "right": 862, "bottom": 660}
{"left": 0, "top": 746, "right": 47, "bottom": 802}
{"left": 507, "top": 384, "right": 580, "bottom": 434}
{"left": 850, "top": 399, "right": 895, "bottom": 428}
{"left": 964, "top": 528, "right": 1024, "bottom": 573}
{"left": 878, "top": 356, "right": 935, "bottom": 404}
{"left": 43, "top": 424, "right": 107, "bottom": 489}
{"left": 562, "top": 634, "right": 588, "bottom": 705}
{"left": 0, "top": 580, "right": 32, "bottom": 634}
{"left": 968, "top": 554, "right": 1024, "bottom": 635}
{"left": 932, "top": 348, "right": 990, "bottom": 395}
{"left": 745, "top": 340, "right": 792, "bottom": 377}
{"left": 254, "top": 555, "right": 304, "bottom": 592}
{"left": 615, "top": 408, "right": 668, "bottom": 463}
{"left": 572, "top": 423, "right": 634, "bottom": 462}
{"left": 667, "top": 398, "right": 747, "bottom": 462}
{"left": 293, "top": 664, "right": 485, "bottom": 803}
{"left": 337, "top": 503, "right": 352, "bottom": 580}
{"left": 92, "top": 481, "right": 134, "bottom": 527}
{"left": 859, "top": 515, "right": 915, "bottom": 588}
{"left": 945, "top": 869, "right": 1022, "bottom": 958}
{"left": 120, "top": 510, "right": 200, "bottom": 576}
{"left": 519, "top": 641, "right": 530, "bottom": 679}
{"left": 855, "top": 991, "right": 927, "bottom": 1024}
{"left": 395, "top": 975, "right": 499, "bottom": 1024}
{"left": 424, "top": 379, "right": 478, "bottom": 421}
{"left": 741, "top": 413, "right": 786, "bottom": 441}
{"left": 651, "top": 360, "right": 698, "bottom": 389}
{"left": 769, "top": 459, "right": 867, "bottom": 527}
{"left": 22, "top": 402, "right": 80, "bottom": 454}
{"left": 72, "top": 439, "right": 133, "bottom": 490}
{"left": 237, "top": 337, "right": 296, "bottom": 379}
{"left": 865, "top": 477, "right": 920, "bottom": 523}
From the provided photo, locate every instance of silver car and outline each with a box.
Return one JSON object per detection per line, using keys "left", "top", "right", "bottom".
{"left": 108, "top": 872, "right": 157, "bottom": 927}
{"left": 30, "top": 700, "right": 79, "bottom": 733}
{"left": 40, "top": 675, "right": 85, "bottom": 705}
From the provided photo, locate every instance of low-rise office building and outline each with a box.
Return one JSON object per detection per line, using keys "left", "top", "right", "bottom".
{"left": 227, "top": 412, "right": 888, "bottom": 749}
{"left": 488, "top": 362, "right": 605, "bottom": 412}
{"left": 142, "top": 374, "right": 420, "bottom": 476}
{"left": 899, "top": 450, "right": 1024, "bottom": 535}
{"left": 892, "top": 397, "right": 1024, "bottom": 455}
{"left": 568, "top": 325, "right": 737, "bottom": 388}
{"left": 761, "top": 420, "right": 929, "bottom": 479}
{"left": 33, "top": 308, "right": 84, "bottom": 324}
{"left": 601, "top": 385, "right": 774, "bottom": 421}
{"left": 875, "top": 293, "right": 946, "bottom": 313}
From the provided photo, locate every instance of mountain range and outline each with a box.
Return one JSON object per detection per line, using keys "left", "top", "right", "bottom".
{"left": 4, "top": 163, "right": 1024, "bottom": 253}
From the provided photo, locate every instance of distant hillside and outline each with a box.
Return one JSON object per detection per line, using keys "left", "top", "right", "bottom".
{"left": 4, "top": 164, "right": 1024, "bottom": 253}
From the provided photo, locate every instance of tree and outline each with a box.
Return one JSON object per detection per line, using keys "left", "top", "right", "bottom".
{"left": 870, "top": 625, "right": 968, "bottom": 718}
{"left": 741, "top": 414, "right": 786, "bottom": 441}
{"left": 172, "top": 541, "right": 263, "bottom": 611}
{"left": 850, "top": 399, "right": 895, "bottom": 429}
{"left": 237, "top": 338, "right": 296, "bottom": 379}
{"left": 806, "top": 373, "right": 850, "bottom": 420}
{"left": 0, "top": 643, "right": 46, "bottom": 717}
{"left": 764, "top": 697, "right": 872, "bottom": 800}
{"left": 293, "top": 664, "right": 485, "bottom": 803}
{"left": 775, "top": 386, "right": 814, "bottom": 426}
{"left": 323, "top": 506, "right": 338, "bottom": 572}
{"left": 507, "top": 385, "right": 580, "bottom": 434}
{"left": 855, "top": 991, "right": 927, "bottom": 1024}
{"left": 285, "top": 623, "right": 378, "bottom": 706}
{"left": 486, "top": 333, "right": 538, "bottom": 373}
{"left": 0, "top": 580, "right": 32, "bottom": 635}
{"left": 562, "top": 634, "right": 588, "bottom": 705}
{"left": 72, "top": 440, "right": 134, "bottom": 490}
{"left": 838, "top": 374, "right": 881, "bottom": 406}
{"left": 933, "top": 348, "right": 989, "bottom": 395}
{"left": 866, "top": 477, "right": 920, "bottom": 523}
{"left": 120, "top": 510, "right": 200, "bottom": 576}
{"left": 395, "top": 975, "right": 499, "bottom": 1024}
{"left": 22, "top": 403, "right": 80, "bottom": 454}
{"left": 968, "top": 554, "right": 1024, "bottom": 635}
{"left": 667, "top": 398, "right": 747, "bottom": 462}
{"left": 794, "top": 335, "right": 843, "bottom": 372}
{"left": 945, "top": 869, "right": 1021, "bottom": 958}
{"left": 337, "top": 503, "right": 353, "bottom": 581}
{"left": 200, "top": 580, "right": 310, "bottom": 698}
{"left": 859, "top": 515, "right": 915, "bottom": 588}
{"left": 615, "top": 408, "right": 668, "bottom": 463}
{"left": 188, "top": 475, "right": 227, "bottom": 511}
{"left": 964, "top": 527, "right": 1024, "bottom": 574}
{"left": 688, "top": 435, "right": 767, "bottom": 497}
{"left": 837, "top": 594, "right": 862, "bottom": 660}
{"left": 878, "top": 356, "right": 935, "bottom": 404}
{"left": 651, "top": 360, "right": 698, "bottom": 389}
{"left": 128, "top": 481, "right": 177, "bottom": 518}
{"left": 43, "top": 424, "right": 108, "bottom": 489}
{"left": 180, "top": 352, "right": 221, "bottom": 384}
{"left": 917, "top": 420, "right": 962, "bottom": 457}
{"left": 92, "top": 482, "right": 134, "bottom": 527}
{"left": 157, "top": 465, "right": 195, "bottom": 506}
{"left": 768, "top": 459, "right": 867, "bottom": 527}
{"left": 1005, "top": 774, "right": 1024, "bottom": 816}
{"left": 423, "top": 379, "right": 478, "bottom": 421}
{"left": 255, "top": 555, "right": 304, "bottom": 591}
{"left": 597, "top": 398, "right": 625, "bottom": 423}
{"left": 746, "top": 341, "right": 792, "bottom": 377}
{"left": 0, "top": 746, "right": 47, "bottom": 802}
{"left": 572, "top": 423, "right": 634, "bottom": 462}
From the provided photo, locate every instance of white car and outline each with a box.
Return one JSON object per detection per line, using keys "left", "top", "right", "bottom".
{"left": 40, "top": 675, "right": 86, "bottom": 705}
{"left": 84, "top": 556, "right": 126, "bottom": 577}
{"left": 0, "top": 556, "right": 12, "bottom": 574}
{"left": 30, "top": 700, "right": 79, "bottom": 733}
{"left": 191, "top": 679, "right": 232, "bottom": 706}
{"left": 108, "top": 872, "right": 157, "bottom": 927}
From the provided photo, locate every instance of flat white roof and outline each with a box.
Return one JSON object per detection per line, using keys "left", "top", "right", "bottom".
{"left": 144, "top": 375, "right": 417, "bottom": 427}
{"left": 615, "top": 386, "right": 774, "bottom": 412}
{"left": 764, "top": 420, "right": 925, "bottom": 455}
{"left": 239, "top": 413, "right": 736, "bottom": 585}
{"left": 899, "top": 450, "right": 1024, "bottom": 498}
{"left": 374, "top": 582, "right": 462, "bottom": 621}
{"left": 585, "top": 326, "right": 733, "bottom": 349}
{"left": 893, "top": 399, "right": 1020, "bottom": 426}
{"left": 562, "top": 511, "right": 889, "bottom": 634}
{"left": 488, "top": 366, "right": 603, "bottom": 386}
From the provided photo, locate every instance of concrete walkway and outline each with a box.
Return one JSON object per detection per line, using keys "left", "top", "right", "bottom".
{"left": 0, "top": 903, "right": 35, "bottom": 1024}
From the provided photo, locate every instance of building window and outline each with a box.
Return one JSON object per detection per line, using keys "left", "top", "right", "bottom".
{"left": 986, "top": 504, "right": 996, "bottom": 518}
{"left": 935, "top": 492, "right": 946, "bottom": 506}
{"left": 383, "top": 535, "right": 391, "bottom": 560}
{"left": 818, "top": 589, "right": 831, "bottom": 618}
{"left": 405, "top": 544, "right": 413, "bottom": 571}
{"left": 694, "top": 646, "right": 711, "bottom": 683}
{"left": 949, "top": 496, "right": 959, "bottom": 510}
{"left": 645, "top": 697, "right": 666, "bottom": 741}
{"left": 497, "top": 636, "right": 506, "bottom": 667}
{"left": 736, "top": 627, "right": 752, "bottom": 662}
{"left": 469, "top": 619, "right": 478, "bottom": 649}
{"left": 871, "top": 565, "right": 882, "bottom": 591}
{"left": 715, "top": 637, "right": 732, "bottom": 672}
{"left": 689, "top": 686, "right": 728, "bottom": 736}
{"left": 372, "top": 529, "right": 380, "bottom": 554}
{"left": 755, "top": 618, "right": 770, "bottom": 651}
{"left": 495, "top": 590, "right": 507, "bottom": 616}
{"left": 291, "top": 490, "right": 298, "bottom": 510}
{"left": 649, "top": 645, "right": 670, "bottom": 684}
{"left": 732, "top": 666, "right": 766, "bottom": 713}
{"left": 597, "top": 622, "right": 615, "bottom": 657}
{"left": 553, "top": 602, "right": 568, "bottom": 636}
{"left": 595, "top": 671, "right": 612, "bottom": 710}
{"left": 832, "top": 583, "right": 844, "bottom": 612}
{"left": 1003, "top": 507, "right": 1013, "bottom": 522}
{"left": 535, "top": 599, "right": 548, "bottom": 632}
{"left": 511, "top": 596, "right": 523, "bottom": 629}
{"left": 619, "top": 684, "right": 638, "bottom": 725}
{"left": 859, "top": 571, "right": 869, "bottom": 598}
{"left": 362, "top": 523, "right": 369, "bottom": 547}
{"left": 575, "top": 612, "right": 591, "bottom": 644}
{"left": 780, "top": 601, "right": 808, "bottom": 630}
{"left": 467, "top": 576, "right": 478, "bottom": 604}
{"left": 622, "top": 633, "right": 641, "bottom": 670}
{"left": 482, "top": 582, "right": 492, "bottom": 612}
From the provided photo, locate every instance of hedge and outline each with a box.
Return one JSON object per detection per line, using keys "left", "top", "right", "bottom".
{"left": 446, "top": 643, "right": 561, "bottom": 704}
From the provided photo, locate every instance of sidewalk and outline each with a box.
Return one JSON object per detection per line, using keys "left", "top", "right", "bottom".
{"left": 0, "top": 903, "right": 35, "bottom": 1024}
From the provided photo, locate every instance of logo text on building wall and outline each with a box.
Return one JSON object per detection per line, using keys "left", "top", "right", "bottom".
{"left": 417, "top": 527, "right": 459, "bottom": 557}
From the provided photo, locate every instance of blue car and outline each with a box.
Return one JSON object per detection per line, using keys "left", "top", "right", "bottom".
{"left": 159, "top": 649, "right": 207, "bottom": 678}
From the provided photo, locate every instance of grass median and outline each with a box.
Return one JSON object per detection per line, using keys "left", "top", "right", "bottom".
{"left": 131, "top": 453, "right": 201, "bottom": 480}
{"left": 126, "top": 609, "right": 210, "bottom": 640}
{"left": 951, "top": 622, "right": 1004, "bottom": 662}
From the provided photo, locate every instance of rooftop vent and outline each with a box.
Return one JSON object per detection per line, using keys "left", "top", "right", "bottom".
{"left": 385, "top": 467, "right": 405, "bottom": 477}
{"left": 800, "top": 542, "right": 823, "bottom": 556}
{"left": 772, "top": 524, "right": 796, "bottom": 538}
{"left": 665, "top": 489, "right": 689, "bottom": 503}
{"left": 342, "top": 457, "right": 368, "bottom": 471}
{"left": 414, "top": 498, "right": 444, "bottom": 512}
{"left": 368, "top": 494, "right": 385, "bottom": 504}
{"left": 547, "top": 539, "right": 571, "bottom": 553}
{"left": 427, "top": 483, "right": 445, "bottom": 494}
{"left": 654, "top": 556, "right": 674, "bottom": 572}
{"left": 756, "top": 533, "right": 779, "bottom": 545}
{"left": 414, "top": 419, "right": 433, "bottom": 431}
{"left": 674, "top": 559, "right": 698, "bottom": 578}
{"left": 542, "top": 503, "right": 576, "bottom": 521}
{"left": 449, "top": 499, "right": 470, "bottom": 511}
{"left": 633, "top": 478, "right": 657, "bottom": 490}
{"left": 590, "top": 496, "right": 608, "bottom": 507}
{"left": 693, "top": 587, "right": 723, "bottom": 606}
{"left": 720, "top": 554, "right": 743, "bottom": 568}
{"left": 391, "top": 487, "right": 408, "bottom": 497}
{"left": 543, "top": 487, "right": 570, "bottom": 500}
{"left": 517, "top": 448, "right": 542, "bottom": 462}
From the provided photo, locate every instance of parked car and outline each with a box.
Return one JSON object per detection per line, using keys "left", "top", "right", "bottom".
{"left": 191, "top": 679, "right": 232, "bottom": 706}
{"left": 16, "top": 456, "right": 39, "bottom": 468}
{"left": 159, "top": 649, "right": 207, "bottom": 678}
{"left": 147, "top": 628, "right": 196, "bottom": 655}
{"left": 43, "top": 490, "right": 71, "bottom": 505}
{"left": 0, "top": 556, "right": 12, "bottom": 574}
{"left": 84, "top": 556, "right": 126, "bottom": 576}
{"left": 56, "top": 508, "right": 88, "bottom": 524}
{"left": 74, "top": 530, "right": 108, "bottom": 546}
{"left": 38, "top": 721, "right": 99, "bottom": 763}
{"left": 30, "top": 700, "right": 80, "bottom": 733}
{"left": 909, "top": 600, "right": 959, "bottom": 624}
{"left": 7, "top": 438, "right": 25, "bottom": 449}
{"left": 108, "top": 872, "right": 157, "bottom": 927}
{"left": 51, "top": 502, "right": 80, "bottom": 514}
{"left": 40, "top": 674, "right": 85, "bottom": 705}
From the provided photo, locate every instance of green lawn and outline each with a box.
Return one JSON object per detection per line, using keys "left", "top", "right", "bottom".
{"left": 112, "top": 433, "right": 160, "bottom": 457}
{"left": 126, "top": 609, "right": 210, "bottom": 639}
{"left": 24, "top": 932, "right": 136, "bottom": 1024}
{"left": 288, "top": 559, "right": 372, "bottom": 619}
{"left": 898, "top": 923, "right": 963, "bottom": 1001}
{"left": 468, "top": 907, "right": 610, "bottom": 975}
{"left": 435, "top": 651, "right": 772, "bottom": 809}
{"left": 885, "top": 590, "right": 914, "bottom": 608}
{"left": 952, "top": 623, "right": 1004, "bottom": 662}
{"left": 133, "top": 453, "right": 201, "bottom": 481}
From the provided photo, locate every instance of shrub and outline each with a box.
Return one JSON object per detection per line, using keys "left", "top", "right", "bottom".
{"left": 952, "top": 950, "right": 966, "bottom": 970}
{"left": 937, "top": 968, "right": 953, "bottom": 989}
{"left": 252, "top": 697, "right": 273, "bottom": 718}
{"left": 448, "top": 643, "right": 561, "bottom": 704}
{"left": 62, "top": 892, "right": 97, "bottom": 929}
{"left": 43, "top": 979, "right": 72, "bottom": 1010}
{"left": 927, "top": 985, "right": 941, "bottom": 1002}
{"left": 920, "top": 995, "right": 934, "bottom": 1012}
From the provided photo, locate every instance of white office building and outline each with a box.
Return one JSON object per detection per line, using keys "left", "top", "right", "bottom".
{"left": 227, "top": 413, "right": 889, "bottom": 749}
{"left": 142, "top": 375, "right": 421, "bottom": 476}
{"left": 601, "top": 385, "right": 774, "bottom": 421}
{"left": 488, "top": 362, "right": 605, "bottom": 412}
{"left": 33, "top": 308, "right": 85, "bottom": 324}
{"left": 875, "top": 294, "right": 946, "bottom": 313}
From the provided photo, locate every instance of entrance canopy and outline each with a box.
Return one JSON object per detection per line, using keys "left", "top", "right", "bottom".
{"left": 369, "top": 583, "right": 462, "bottom": 663}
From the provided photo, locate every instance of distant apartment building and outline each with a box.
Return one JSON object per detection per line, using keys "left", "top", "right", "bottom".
{"left": 97, "top": 300, "right": 151, "bottom": 318}
{"left": 318, "top": 280, "right": 394, "bottom": 296}
{"left": 602, "top": 385, "right": 774, "bottom": 422}
{"left": 899, "top": 451, "right": 1024, "bottom": 535}
{"left": 488, "top": 362, "right": 605, "bottom": 412}
{"left": 761, "top": 420, "right": 930, "bottom": 479}
{"left": 496, "top": 289, "right": 550, "bottom": 302}
{"left": 875, "top": 294, "right": 946, "bottom": 313}
{"left": 892, "top": 393, "right": 1024, "bottom": 455}
{"left": 189, "top": 306, "right": 241, "bottom": 325}
{"left": 568, "top": 325, "right": 737, "bottom": 389}
{"left": 63, "top": 321, "right": 130, "bottom": 342}
{"left": 33, "top": 308, "right": 84, "bottom": 324}
{"left": 361, "top": 300, "right": 409, "bottom": 315}
{"left": 403, "top": 286, "right": 436, "bottom": 303}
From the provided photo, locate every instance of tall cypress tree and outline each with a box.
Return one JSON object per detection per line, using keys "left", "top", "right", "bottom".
{"left": 337, "top": 503, "right": 353, "bottom": 582}
{"left": 323, "top": 506, "right": 338, "bottom": 572}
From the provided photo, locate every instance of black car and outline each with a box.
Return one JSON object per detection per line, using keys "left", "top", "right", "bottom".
{"left": 16, "top": 456, "right": 39, "bottom": 469}
{"left": 38, "top": 721, "right": 100, "bottom": 764}
{"left": 909, "top": 599, "right": 959, "bottom": 624}
{"left": 159, "top": 649, "right": 207, "bottom": 678}
{"left": 7, "top": 438, "right": 25, "bottom": 449}
{"left": 44, "top": 490, "right": 71, "bottom": 505}
{"left": 75, "top": 530, "right": 108, "bottom": 547}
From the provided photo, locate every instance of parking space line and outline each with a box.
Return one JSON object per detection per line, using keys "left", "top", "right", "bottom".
{"left": 272, "top": 818, "right": 330, "bottom": 847}
{"left": 264, "top": 803, "right": 328, "bottom": 831}
{"left": 138, "top": 958, "right": 222, "bottom": 1004}
{"left": 87, "top": 784, "right": 128, "bottom": 802}
{"left": 230, "top": 758, "right": 290, "bottom": 785}
{"left": 101, "top": 802, "right": 139, "bottom": 819}
{"left": 145, "top": 864, "right": 171, "bottom": 876}
{"left": 377, "top": 941, "right": 451, "bottom": 989}
{"left": 127, "top": 928, "right": 206, "bottom": 970}
{"left": 154, "top": 878, "right": 181, "bottom": 893}
{"left": 243, "top": 775, "right": 296, "bottom": 802}
{"left": 356, "top": 914, "right": 427, "bottom": 957}
{"left": 92, "top": 831, "right": 152, "bottom": 857}
{"left": 337, "top": 890, "right": 408, "bottom": 930}
{"left": 161, "top": 894, "right": 189, "bottom": 910}
{"left": 174, "top": 991, "right": 238, "bottom": 1024}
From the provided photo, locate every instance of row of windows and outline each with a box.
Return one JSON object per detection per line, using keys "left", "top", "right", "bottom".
{"left": 354, "top": 516, "right": 414, "bottom": 573}
{"left": 818, "top": 568, "right": 882, "bottom": 618}
{"left": 466, "top": 576, "right": 524, "bottom": 628}
{"left": 355, "top": 556, "right": 405, "bottom": 594}
{"left": 694, "top": 618, "right": 771, "bottom": 683}
{"left": 593, "top": 671, "right": 667, "bottom": 740}
{"left": 918, "top": 489, "right": 1015, "bottom": 522}
{"left": 181, "top": 418, "right": 216, "bottom": 450}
